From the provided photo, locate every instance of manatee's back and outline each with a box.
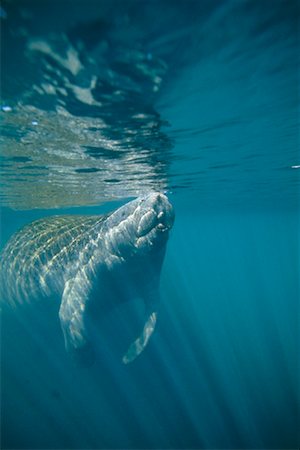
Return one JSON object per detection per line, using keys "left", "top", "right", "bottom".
{"left": 0, "top": 215, "right": 105, "bottom": 307}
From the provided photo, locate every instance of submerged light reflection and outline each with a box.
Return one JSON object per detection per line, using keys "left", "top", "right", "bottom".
{"left": 1, "top": 8, "right": 172, "bottom": 209}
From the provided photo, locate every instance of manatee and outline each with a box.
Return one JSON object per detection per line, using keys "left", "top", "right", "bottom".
{"left": 0, "top": 192, "right": 174, "bottom": 365}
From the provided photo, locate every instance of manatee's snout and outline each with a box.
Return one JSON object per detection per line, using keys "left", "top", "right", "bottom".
{"left": 137, "top": 192, "right": 174, "bottom": 238}
{"left": 152, "top": 192, "right": 175, "bottom": 231}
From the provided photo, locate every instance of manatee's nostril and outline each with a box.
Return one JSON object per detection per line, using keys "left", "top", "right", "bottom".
{"left": 154, "top": 193, "right": 162, "bottom": 204}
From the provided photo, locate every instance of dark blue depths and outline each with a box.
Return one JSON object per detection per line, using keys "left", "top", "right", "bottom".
{"left": 1, "top": 205, "right": 299, "bottom": 449}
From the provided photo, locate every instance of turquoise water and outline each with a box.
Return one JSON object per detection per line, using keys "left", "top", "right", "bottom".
{"left": 0, "top": 0, "right": 299, "bottom": 449}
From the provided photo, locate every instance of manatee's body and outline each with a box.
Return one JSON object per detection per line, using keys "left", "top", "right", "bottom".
{"left": 0, "top": 193, "right": 174, "bottom": 364}
{"left": 0, "top": 215, "right": 106, "bottom": 306}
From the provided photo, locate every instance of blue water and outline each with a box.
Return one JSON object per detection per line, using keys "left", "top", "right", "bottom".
{"left": 0, "top": 0, "right": 299, "bottom": 449}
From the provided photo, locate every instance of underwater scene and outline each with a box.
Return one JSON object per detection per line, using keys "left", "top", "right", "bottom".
{"left": 0, "top": 0, "right": 299, "bottom": 449}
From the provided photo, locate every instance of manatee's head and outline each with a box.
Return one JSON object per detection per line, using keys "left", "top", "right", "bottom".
{"left": 104, "top": 192, "right": 174, "bottom": 258}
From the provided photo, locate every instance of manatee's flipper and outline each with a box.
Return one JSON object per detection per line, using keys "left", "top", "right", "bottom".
{"left": 122, "top": 311, "right": 157, "bottom": 364}
{"left": 59, "top": 276, "right": 95, "bottom": 366}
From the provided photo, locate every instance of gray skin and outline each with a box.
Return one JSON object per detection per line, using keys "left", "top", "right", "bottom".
{"left": 0, "top": 192, "right": 174, "bottom": 365}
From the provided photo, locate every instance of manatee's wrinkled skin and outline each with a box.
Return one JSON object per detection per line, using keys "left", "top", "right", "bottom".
{"left": 0, "top": 193, "right": 174, "bottom": 365}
